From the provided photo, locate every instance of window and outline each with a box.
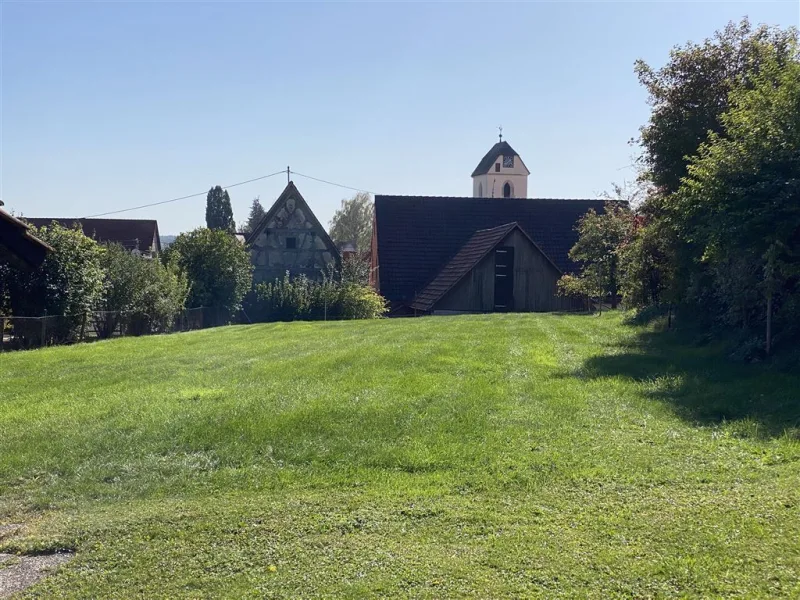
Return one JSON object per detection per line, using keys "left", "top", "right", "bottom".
{"left": 286, "top": 237, "right": 297, "bottom": 249}
{"left": 503, "top": 155, "right": 514, "bottom": 168}
{"left": 503, "top": 182, "right": 512, "bottom": 198}
{"left": 495, "top": 163, "right": 501, "bottom": 172}
{"left": 478, "top": 183, "right": 483, "bottom": 197}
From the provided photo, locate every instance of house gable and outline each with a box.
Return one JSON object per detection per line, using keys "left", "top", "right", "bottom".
{"left": 433, "top": 227, "right": 575, "bottom": 313}
{"left": 410, "top": 223, "right": 571, "bottom": 313}
{"left": 247, "top": 182, "right": 340, "bottom": 283}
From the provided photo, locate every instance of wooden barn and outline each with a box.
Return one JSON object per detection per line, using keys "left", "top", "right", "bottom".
{"left": 371, "top": 195, "right": 608, "bottom": 315}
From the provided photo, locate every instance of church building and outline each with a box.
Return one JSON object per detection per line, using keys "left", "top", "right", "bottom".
{"left": 471, "top": 139, "right": 530, "bottom": 199}
{"left": 371, "top": 137, "right": 608, "bottom": 315}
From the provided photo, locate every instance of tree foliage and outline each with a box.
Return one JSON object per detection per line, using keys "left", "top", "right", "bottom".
{"left": 1, "top": 223, "right": 105, "bottom": 343}
{"left": 635, "top": 18, "right": 797, "bottom": 195}
{"left": 571, "top": 21, "right": 800, "bottom": 356}
{"left": 675, "top": 42, "right": 800, "bottom": 348}
{"left": 242, "top": 197, "right": 266, "bottom": 235}
{"left": 561, "top": 202, "right": 633, "bottom": 309}
{"left": 340, "top": 254, "right": 371, "bottom": 286}
{"left": 328, "top": 192, "right": 373, "bottom": 252}
{"left": 164, "top": 228, "right": 253, "bottom": 321}
{"left": 97, "top": 244, "right": 188, "bottom": 337}
{"left": 205, "top": 186, "right": 235, "bottom": 233}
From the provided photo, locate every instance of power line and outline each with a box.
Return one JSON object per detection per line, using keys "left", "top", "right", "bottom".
{"left": 290, "top": 170, "right": 374, "bottom": 195}
{"left": 82, "top": 170, "right": 287, "bottom": 218}
{"left": 81, "top": 168, "right": 374, "bottom": 219}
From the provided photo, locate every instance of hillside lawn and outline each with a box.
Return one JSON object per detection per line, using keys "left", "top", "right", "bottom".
{"left": 1, "top": 313, "right": 799, "bottom": 598}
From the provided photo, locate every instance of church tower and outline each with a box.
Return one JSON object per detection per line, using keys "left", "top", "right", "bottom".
{"left": 471, "top": 133, "right": 530, "bottom": 198}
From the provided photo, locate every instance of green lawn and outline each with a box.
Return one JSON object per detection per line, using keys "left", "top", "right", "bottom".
{"left": 1, "top": 313, "right": 798, "bottom": 598}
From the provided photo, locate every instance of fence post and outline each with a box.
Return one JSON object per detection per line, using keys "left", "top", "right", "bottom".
{"left": 0, "top": 317, "right": 5, "bottom": 352}
{"left": 41, "top": 315, "right": 47, "bottom": 347}
{"left": 80, "top": 313, "right": 87, "bottom": 342}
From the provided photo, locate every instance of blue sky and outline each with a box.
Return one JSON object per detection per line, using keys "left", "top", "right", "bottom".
{"left": 2, "top": 1, "right": 798, "bottom": 234}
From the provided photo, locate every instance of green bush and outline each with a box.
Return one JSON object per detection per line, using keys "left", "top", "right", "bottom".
{"left": 2, "top": 222, "right": 104, "bottom": 344}
{"left": 247, "top": 273, "right": 386, "bottom": 322}
{"left": 163, "top": 228, "right": 252, "bottom": 323}
{"left": 96, "top": 244, "right": 189, "bottom": 337}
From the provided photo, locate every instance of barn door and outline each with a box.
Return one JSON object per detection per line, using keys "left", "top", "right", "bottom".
{"left": 494, "top": 246, "right": 515, "bottom": 311}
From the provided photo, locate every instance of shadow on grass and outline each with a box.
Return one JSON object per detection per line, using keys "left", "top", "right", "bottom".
{"left": 579, "top": 325, "right": 800, "bottom": 440}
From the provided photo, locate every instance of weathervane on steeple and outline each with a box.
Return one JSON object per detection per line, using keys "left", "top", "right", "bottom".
{"left": 498, "top": 126, "right": 503, "bottom": 142}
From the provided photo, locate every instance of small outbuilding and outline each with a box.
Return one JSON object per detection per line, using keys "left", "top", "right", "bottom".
{"left": 409, "top": 222, "right": 577, "bottom": 314}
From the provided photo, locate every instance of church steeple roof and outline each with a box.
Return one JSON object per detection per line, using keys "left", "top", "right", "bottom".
{"left": 471, "top": 141, "right": 522, "bottom": 177}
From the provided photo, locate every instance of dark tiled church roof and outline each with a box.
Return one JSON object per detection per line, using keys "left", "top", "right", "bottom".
{"left": 471, "top": 141, "right": 520, "bottom": 177}
{"left": 24, "top": 218, "right": 161, "bottom": 253}
{"left": 374, "top": 195, "right": 608, "bottom": 305}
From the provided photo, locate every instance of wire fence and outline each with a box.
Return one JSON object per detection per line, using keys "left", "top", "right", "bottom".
{"left": 0, "top": 307, "right": 228, "bottom": 352}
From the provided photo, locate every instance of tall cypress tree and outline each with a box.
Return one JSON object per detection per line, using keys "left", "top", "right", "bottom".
{"left": 205, "top": 186, "right": 235, "bottom": 233}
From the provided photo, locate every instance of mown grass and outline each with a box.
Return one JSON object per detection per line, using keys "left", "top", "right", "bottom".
{"left": 1, "top": 313, "right": 798, "bottom": 598}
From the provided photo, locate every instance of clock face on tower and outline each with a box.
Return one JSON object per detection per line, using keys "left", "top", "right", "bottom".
{"left": 502, "top": 155, "right": 514, "bottom": 168}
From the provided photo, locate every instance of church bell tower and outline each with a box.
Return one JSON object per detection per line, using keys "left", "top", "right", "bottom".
{"left": 471, "top": 131, "right": 530, "bottom": 198}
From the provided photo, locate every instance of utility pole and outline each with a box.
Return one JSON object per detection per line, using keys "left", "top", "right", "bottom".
{"left": 287, "top": 166, "right": 290, "bottom": 184}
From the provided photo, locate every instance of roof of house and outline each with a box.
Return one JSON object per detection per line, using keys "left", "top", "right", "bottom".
{"left": 0, "top": 209, "right": 53, "bottom": 267}
{"left": 23, "top": 218, "right": 161, "bottom": 253}
{"left": 472, "top": 141, "right": 525, "bottom": 177}
{"left": 374, "top": 195, "right": 609, "bottom": 305}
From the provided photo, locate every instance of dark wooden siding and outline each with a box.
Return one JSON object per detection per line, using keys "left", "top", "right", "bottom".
{"left": 434, "top": 230, "right": 580, "bottom": 313}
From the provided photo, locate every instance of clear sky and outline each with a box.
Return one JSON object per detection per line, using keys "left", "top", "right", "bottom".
{"left": 2, "top": 1, "right": 798, "bottom": 235}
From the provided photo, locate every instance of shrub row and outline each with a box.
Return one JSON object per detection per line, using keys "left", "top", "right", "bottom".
{"left": 246, "top": 272, "right": 386, "bottom": 322}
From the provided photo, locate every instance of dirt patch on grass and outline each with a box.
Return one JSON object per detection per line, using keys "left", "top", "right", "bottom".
{"left": 0, "top": 551, "right": 73, "bottom": 598}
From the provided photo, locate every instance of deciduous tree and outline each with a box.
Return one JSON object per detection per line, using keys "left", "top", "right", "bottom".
{"left": 328, "top": 192, "right": 373, "bottom": 252}
{"left": 563, "top": 203, "right": 633, "bottom": 309}
{"left": 164, "top": 228, "right": 253, "bottom": 323}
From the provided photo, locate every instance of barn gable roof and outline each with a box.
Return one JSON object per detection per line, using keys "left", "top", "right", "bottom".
{"left": 24, "top": 217, "right": 161, "bottom": 253}
{"left": 374, "top": 195, "right": 608, "bottom": 305}
{"left": 410, "top": 223, "right": 562, "bottom": 312}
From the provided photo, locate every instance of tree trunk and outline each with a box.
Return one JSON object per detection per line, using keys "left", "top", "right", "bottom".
{"left": 609, "top": 257, "right": 618, "bottom": 309}
{"left": 766, "top": 293, "right": 773, "bottom": 355}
